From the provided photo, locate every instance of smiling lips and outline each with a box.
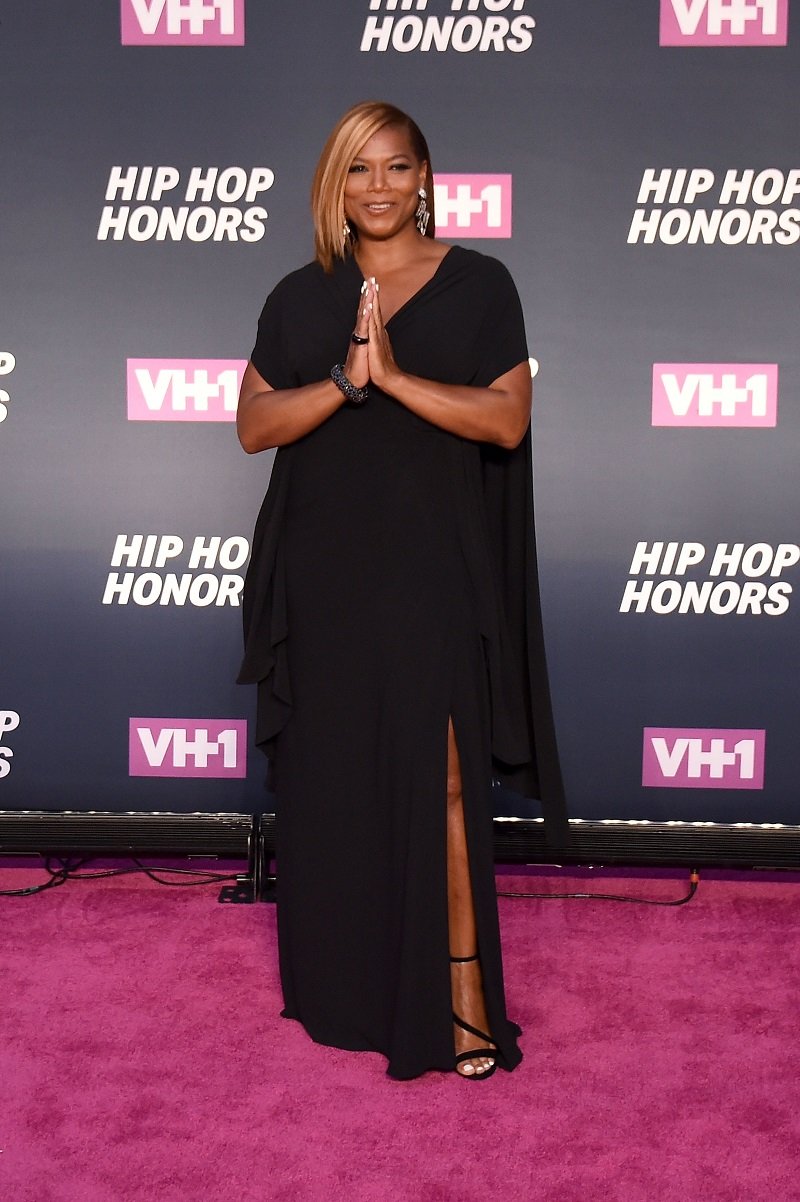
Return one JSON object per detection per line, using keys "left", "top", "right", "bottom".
{"left": 364, "top": 202, "right": 394, "bottom": 212}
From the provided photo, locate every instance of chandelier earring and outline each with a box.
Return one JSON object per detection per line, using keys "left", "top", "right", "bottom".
{"left": 342, "top": 218, "right": 352, "bottom": 247}
{"left": 415, "top": 188, "right": 430, "bottom": 236}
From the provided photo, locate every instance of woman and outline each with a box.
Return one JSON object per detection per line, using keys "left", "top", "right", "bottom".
{"left": 237, "top": 101, "right": 568, "bottom": 1080}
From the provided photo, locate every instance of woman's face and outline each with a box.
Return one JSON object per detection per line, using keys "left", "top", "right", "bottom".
{"left": 344, "top": 123, "right": 427, "bottom": 241}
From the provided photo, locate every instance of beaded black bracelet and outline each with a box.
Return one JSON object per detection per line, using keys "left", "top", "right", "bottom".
{"left": 331, "top": 363, "right": 369, "bottom": 406}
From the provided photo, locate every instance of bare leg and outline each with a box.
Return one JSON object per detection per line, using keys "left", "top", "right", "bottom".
{"left": 447, "top": 718, "right": 496, "bottom": 1077}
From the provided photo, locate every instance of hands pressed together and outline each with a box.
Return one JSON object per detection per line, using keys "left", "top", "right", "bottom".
{"left": 238, "top": 269, "right": 530, "bottom": 453}
{"left": 343, "top": 278, "right": 400, "bottom": 396}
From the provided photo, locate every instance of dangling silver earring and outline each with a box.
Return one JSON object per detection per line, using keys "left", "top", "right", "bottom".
{"left": 415, "top": 188, "right": 430, "bottom": 236}
{"left": 342, "top": 218, "right": 352, "bottom": 247}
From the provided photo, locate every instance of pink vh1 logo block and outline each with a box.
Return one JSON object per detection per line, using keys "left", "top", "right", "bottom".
{"left": 652, "top": 364, "right": 778, "bottom": 427}
{"left": 129, "top": 719, "right": 247, "bottom": 778}
{"left": 121, "top": 0, "right": 245, "bottom": 45}
{"left": 432, "top": 175, "right": 512, "bottom": 239}
{"left": 642, "top": 728, "right": 766, "bottom": 790}
{"left": 127, "top": 359, "right": 246, "bottom": 422}
{"left": 659, "top": 0, "right": 788, "bottom": 45}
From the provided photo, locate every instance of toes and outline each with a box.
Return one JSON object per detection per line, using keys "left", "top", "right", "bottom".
{"left": 457, "top": 1055, "right": 496, "bottom": 1077}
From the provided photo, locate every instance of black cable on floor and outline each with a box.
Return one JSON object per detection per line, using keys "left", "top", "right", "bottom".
{"left": 3, "top": 860, "right": 701, "bottom": 905}
{"left": 0, "top": 856, "right": 241, "bottom": 896}
{"left": 497, "top": 869, "right": 700, "bottom": 906}
{"left": 0, "top": 857, "right": 73, "bottom": 897}
{"left": 129, "top": 858, "right": 241, "bottom": 886}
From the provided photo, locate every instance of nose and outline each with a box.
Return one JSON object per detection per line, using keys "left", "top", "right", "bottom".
{"left": 370, "top": 165, "right": 390, "bottom": 192}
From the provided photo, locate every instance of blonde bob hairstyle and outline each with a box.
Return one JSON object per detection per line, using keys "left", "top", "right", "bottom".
{"left": 311, "top": 101, "right": 435, "bottom": 274}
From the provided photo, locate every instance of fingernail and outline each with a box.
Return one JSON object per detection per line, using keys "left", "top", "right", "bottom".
{"left": 360, "top": 281, "right": 367, "bottom": 294}
{"left": 370, "top": 276, "right": 376, "bottom": 283}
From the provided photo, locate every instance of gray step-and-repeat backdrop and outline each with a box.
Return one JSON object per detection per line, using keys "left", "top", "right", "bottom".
{"left": 2, "top": 1, "right": 797, "bottom": 826}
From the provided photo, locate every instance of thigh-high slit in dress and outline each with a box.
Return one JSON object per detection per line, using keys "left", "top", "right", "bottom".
{"left": 238, "top": 245, "right": 569, "bottom": 1080}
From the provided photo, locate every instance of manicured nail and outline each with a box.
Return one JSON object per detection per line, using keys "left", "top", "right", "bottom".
{"left": 361, "top": 280, "right": 367, "bottom": 294}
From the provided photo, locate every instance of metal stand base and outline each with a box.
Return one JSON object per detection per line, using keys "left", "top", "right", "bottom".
{"left": 217, "top": 814, "right": 276, "bottom": 903}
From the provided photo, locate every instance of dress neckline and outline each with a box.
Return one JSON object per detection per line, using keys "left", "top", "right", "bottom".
{"left": 349, "top": 244, "right": 457, "bottom": 327}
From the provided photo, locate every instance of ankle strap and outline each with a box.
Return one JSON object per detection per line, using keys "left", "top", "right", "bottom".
{"left": 449, "top": 953, "right": 479, "bottom": 963}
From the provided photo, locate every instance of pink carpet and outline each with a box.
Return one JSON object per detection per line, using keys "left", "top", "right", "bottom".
{"left": 2, "top": 864, "right": 799, "bottom": 1202}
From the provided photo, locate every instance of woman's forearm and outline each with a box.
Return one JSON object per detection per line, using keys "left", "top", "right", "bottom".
{"left": 237, "top": 369, "right": 345, "bottom": 453}
{"left": 379, "top": 367, "right": 532, "bottom": 450}
{"left": 237, "top": 361, "right": 532, "bottom": 454}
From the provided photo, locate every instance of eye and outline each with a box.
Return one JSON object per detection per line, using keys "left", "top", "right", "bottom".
{"left": 390, "top": 163, "right": 412, "bottom": 171}
{"left": 348, "top": 164, "right": 367, "bottom": 173}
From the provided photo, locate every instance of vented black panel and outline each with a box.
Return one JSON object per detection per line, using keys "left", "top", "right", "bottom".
{"left": 0, "top": 812, "right": 253, "bottom": 857}
{"left": 2, "top": 813, "right": 798, "bottom": 871}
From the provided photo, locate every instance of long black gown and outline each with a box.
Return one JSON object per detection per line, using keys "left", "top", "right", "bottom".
{"left": 238, "top": 245, "right": 569, "bottom": 1079}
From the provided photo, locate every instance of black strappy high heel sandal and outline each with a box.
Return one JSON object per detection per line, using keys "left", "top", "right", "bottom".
{"left": 450, "top": 953, "right": 497, "bottom": 1080}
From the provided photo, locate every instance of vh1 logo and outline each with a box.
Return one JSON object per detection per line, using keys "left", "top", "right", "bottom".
{"left": 652, "top": 364, "right": 778, "bottom": 427}
{"left": 127, "top": 359, "right": 246, "bottom": 421}
{"left": 660, "top": 0, "right": 788, "bottom": 45}
{"left": 129, "top": 719, "right": 247, "bottom": 778}
{"left": 432, "top": 175, "right": 512, "bottom": 238}
{"left": 121, "top": 0, "right": 245, "bottom": 45}
{"left": 643, "top": 728, "right": 765, "bottom": 789}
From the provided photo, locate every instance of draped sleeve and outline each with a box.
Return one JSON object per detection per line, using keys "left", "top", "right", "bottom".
{"left": 471, "top": 258, "right": 529, "bottom": 388}
{"left": 480, "top": 430, "right": 569, "bottom": 845}
{"left": 471, "top": 257, "right": 569, "bottom": 845}
{"left": 236, "top": 276, "right": 300, "bottom": 756}
{"left": 237, "top": 259, "right": 347, "bottom": 758}
{"left": 250, "top": 277, "right": 297, "bottom": 390}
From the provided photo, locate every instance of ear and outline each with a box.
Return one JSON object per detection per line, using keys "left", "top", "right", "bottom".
{"left": 418, "top": 161, "right": 429, "bottom": 191}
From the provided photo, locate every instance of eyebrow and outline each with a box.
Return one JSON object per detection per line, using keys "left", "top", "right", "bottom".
{"left": 350, "top": 153, "right": 412, "bottom": 162}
